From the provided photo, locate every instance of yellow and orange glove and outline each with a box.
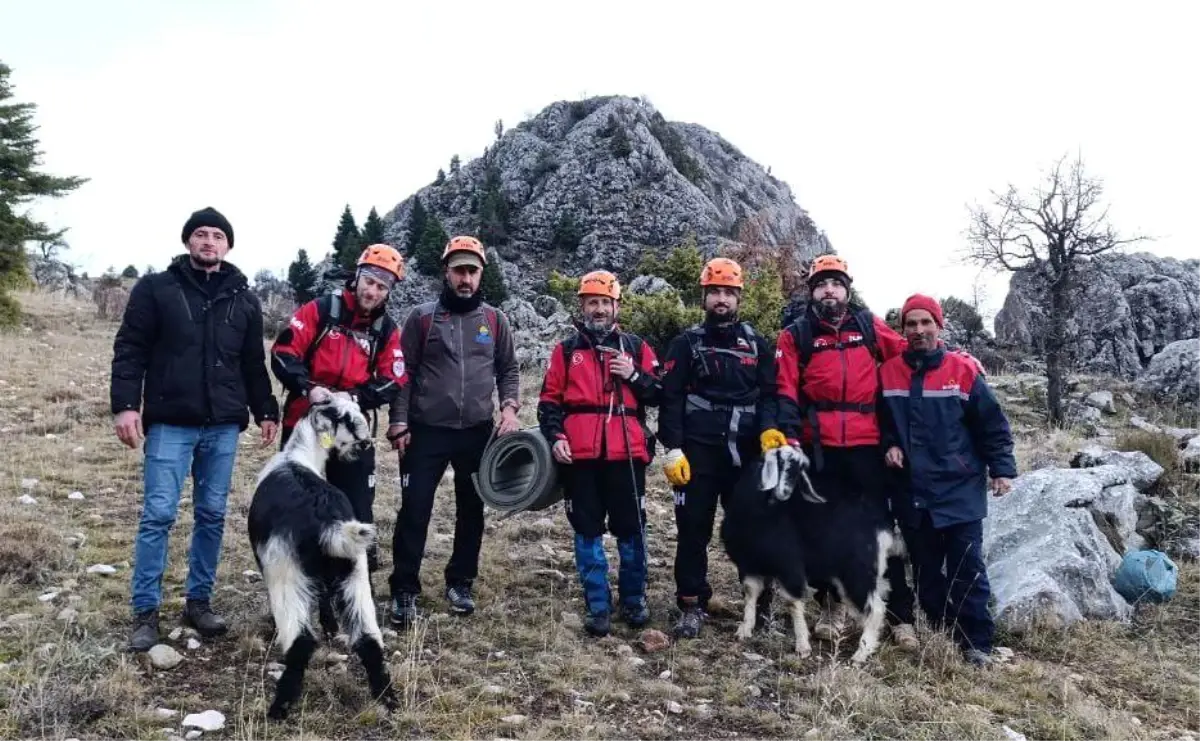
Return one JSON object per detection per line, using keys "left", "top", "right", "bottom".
{"left": 760, "top": 428, "right": 787, "bottom": 455}
{"left": 662, "top": 448, "right": 691, "bottom": 487}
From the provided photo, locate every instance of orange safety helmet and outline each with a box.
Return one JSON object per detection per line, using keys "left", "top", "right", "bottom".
{"left": 700, "top": 257, "right": 744, "bottom": 289}
{"left": 806, "top": 254, "right": 852, "bottom": 285}
{"left": 577, "top": 270, "right": 621, "bottom": 301}
{"left": 357, "top": 243, "right": 405, "bottom": 280}
{"left": 441, "top": 235, "right": 488, "bottom": 265}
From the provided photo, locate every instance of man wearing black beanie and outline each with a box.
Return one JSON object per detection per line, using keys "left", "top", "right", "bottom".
{"left": 111, "top": 206, "right": 279, "bottom": 652}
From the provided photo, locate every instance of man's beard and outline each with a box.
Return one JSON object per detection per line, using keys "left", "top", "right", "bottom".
{"left": 705, "top": 307, "right": 738, "bottom": 325}
{"left": 191, "top": 253, "right": 220, "bottom": 268}
{"left": 815, "top": 298, "right": 846, "bottom": 322}
{"left": 584, "top": 316, "right": 613, "bottom": 335}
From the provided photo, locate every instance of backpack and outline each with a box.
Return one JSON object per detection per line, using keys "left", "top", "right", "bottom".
{"left": 304, "top": 291, "right": 396, "bottom": 372}
{"left": 785, "top": 306, "right": 881, "bottom": 368}
{"left": 407, "top": 302, "right": 501, "bottom": 370}
{"left": 682, "top": 321, "right": 760, "bottom": 382}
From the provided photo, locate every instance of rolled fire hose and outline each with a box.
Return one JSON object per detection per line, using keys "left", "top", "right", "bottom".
{"left": 471, "top": 426, "right": 563, "bottom": 514}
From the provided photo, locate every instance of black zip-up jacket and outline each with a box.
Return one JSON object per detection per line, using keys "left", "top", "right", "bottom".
{"left": 110, "top": 255, "right": 280, "bottom": 430}
{"left": 658, "top": 320, "right": 776, "bottom": 450}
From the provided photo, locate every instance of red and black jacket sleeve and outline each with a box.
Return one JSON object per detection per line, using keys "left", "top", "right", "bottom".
{"left": 773, "top": 327, "right": 803, "bottom": 440}
{"left": 657, "top": 334, "right": 691, "bottom": 450}
{"left": 537, "top": 342, "right": 569, "bottom": 442}
{"left": 626, "top": 337, "right": 662, "bottom": 407}
{"left": 270, "top": 300, "right": 322, "bottom": 397}
{"left": 354, "top": 323, "right": 408, "bottom": 412}
{"left": 755, "top": 332, "right": 778, "bottom": 435}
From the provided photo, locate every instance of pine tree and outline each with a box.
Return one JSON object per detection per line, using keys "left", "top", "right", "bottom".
{"left": 360, "top": 206, "right": 386, "bottom": 246}
{"left": 0, "top": 62, "right": 87, "bottom": 326}
{"left": 413, "top": 215, "right": 449, "bottom": 276}
{"left": 480, "top": 256, "right": 508, "bottom": 304}
{"left": 405, "top": 197, "right": 427, "bottom": 255}
{"left": 449, "top": 154, "right": 461, "bottom": 175}
{"left": 331, "top": 205, "right": 361, "bottom": 271}
{"left": 477, "top": 165, "right": 510, "bottom": 245}
{"left": 287, "top": 248, "right": 319, "bottom": 304}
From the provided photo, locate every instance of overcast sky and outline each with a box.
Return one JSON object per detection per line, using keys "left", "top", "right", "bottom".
{"left": 5, "top": 0, "right": 1197, "bottom": 326}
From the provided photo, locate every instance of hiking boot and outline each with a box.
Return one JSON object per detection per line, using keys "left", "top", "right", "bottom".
{"left": 891, "top": 623, "right": 920, "bottom": 652}
{"left": 620, "top": 598, "right": 650, "bottom": 628}
{"left": 182, "top": 599, "right": 228, "bottom": 638}
{"left": 813, "top": 602, "right": 848, "bottom": 641}
{"left": 584, "top": 612, "right": 611, "bottom": 638}
{"left": 964, "top": 648, "right": 994, "bottom": 668}
{"left": 128, "top": 609, "right": 159, "bottom": 652}
{"left": 673, "top": 606, "right": 704, "bottom": 639}
{"left": 390, "top": 593, "right": 419, "bottom": 629}
{"left": 446, "top": 584, "right": 475, "bottom": 616}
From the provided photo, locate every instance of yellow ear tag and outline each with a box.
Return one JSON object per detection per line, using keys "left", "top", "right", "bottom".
{"left": 319, "top": 432, "right": 334, "bottom": 450}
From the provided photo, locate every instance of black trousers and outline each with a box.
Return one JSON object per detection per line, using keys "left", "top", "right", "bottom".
{"left": 388, "top": 422, "right": 493, "bottom": 597}
{"left": 801, "top": 444, "right": 915, "bottom": 626}
{"left": 673, "top": 438, "right": 759, "bottom": 610}
{"left": 903, "top": 512, "right": 994, "bottom": 652}
{"left": 562, "top": 460, "right": 646, "bottom": 539}
{"left": 279, "top": 425, "right": 377, "bottom": 527}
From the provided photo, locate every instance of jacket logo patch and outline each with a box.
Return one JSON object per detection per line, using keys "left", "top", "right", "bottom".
{"left": 392, "top": 358, "right": 405, "bottom": 377}
{"left": 942, "top": 382, "right": 960, "bottom": 391}
{"left": 475, "top": 323, "right": 493, "bottom": 344}
{"left": 290, "top": 316, "right": 305, "bottom": 330}
{"left": 571, "top": 351, "right": 584, "bottom": 366}
{"left": 775, "top": 349, "right": 784, "bottom": 359}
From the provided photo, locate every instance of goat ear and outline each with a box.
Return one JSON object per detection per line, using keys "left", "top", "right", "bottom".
{"left": 759, "top": 449, "right": 780, "bottom": 492}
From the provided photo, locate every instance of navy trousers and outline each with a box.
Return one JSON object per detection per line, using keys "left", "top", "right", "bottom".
{"left": 902, "top": 512, "right": 994, "bottom": 653}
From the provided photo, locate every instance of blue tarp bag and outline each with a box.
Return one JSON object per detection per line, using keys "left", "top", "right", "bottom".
{"left": 1112, "top": 549, "right": 1177, "bottom": 604}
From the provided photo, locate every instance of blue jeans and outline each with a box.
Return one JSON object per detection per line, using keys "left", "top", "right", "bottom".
{"left": 130, "top": 423, "right": 240, "bottom": 614}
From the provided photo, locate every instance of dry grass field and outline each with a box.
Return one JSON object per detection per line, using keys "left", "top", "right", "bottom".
{"left": 0, "top": 289, "right": 1197, "bottom": 740}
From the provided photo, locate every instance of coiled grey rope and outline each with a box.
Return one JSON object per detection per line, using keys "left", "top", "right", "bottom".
{"left": 472, "top": 426, "right": 563, "bottom": 513}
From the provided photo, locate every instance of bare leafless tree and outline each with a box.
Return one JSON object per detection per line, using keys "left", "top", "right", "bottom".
{"left": 964, "top": 154, "right": 1147, "bottom": 425}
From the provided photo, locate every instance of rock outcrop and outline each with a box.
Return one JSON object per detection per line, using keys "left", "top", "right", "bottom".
{"left": 994, "top": 252, "right": 1200, "bottom": 379}
{"left": 1135, "top": 338, "right": 1199, "bottom": 405}
{"left": 983, "top": 448, "right": 1169, "bottom": 634}
{"left": 381, "top": 95, "right": 830, "bottom": 300}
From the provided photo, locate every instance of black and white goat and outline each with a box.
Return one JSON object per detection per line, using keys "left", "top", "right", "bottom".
{"left": 723, "top": 446, "right": 892, "bottom": 665}
{"left": 248, "top": 388, "right": 396, "bottom": 720}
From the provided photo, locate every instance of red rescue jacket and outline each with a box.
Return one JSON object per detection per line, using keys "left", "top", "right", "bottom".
{"left": 775, "top": 308, "right": 905, "bottom": 448}
{"left": 537, "top": 326, "right": 662, "bottom": 462}
{"left": 271, "top": 288, "right": 408, "bottom": 429}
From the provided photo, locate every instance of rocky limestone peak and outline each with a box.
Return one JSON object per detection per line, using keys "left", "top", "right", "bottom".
{"left": 994, "top": 251, "right": 1200, "bottom": 379}
{"left": 380, "top": 95, "right": 831, "bottom": 300}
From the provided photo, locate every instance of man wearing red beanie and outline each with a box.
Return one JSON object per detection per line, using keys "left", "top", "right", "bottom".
{"left": 877, "top": 293, "right": 1016, "bottom": 667}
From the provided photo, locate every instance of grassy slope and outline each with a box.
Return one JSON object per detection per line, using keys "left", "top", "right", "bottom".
{"left": 0, "top": 290, "right": 1196, "bottom": 740}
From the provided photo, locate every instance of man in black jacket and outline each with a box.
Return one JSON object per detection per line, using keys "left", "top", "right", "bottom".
{"left": 110, "top": 207, "right": 279, "bottom": 652}
{"left": 657, "top": 258, "right": 777, "bottom": 639}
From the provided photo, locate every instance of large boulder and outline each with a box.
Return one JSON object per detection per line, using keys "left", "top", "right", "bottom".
{"left": 994, "top": 252, "right": 1199, "bottom": 379}
{"left": 983, "top": 454, "right": 1166, "bottom": 634}
{"left": 1135, "top": 338, "right": 1199, "bottom": 405}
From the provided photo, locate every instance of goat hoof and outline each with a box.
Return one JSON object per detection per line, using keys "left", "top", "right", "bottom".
{"left": 795, "top": 645, "right": 812, "bottom": 658}
{"left": 735, "top": 624, "right": 753, "bottom": 641}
